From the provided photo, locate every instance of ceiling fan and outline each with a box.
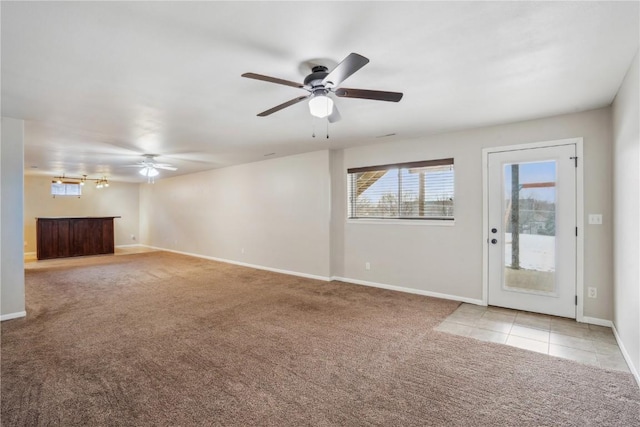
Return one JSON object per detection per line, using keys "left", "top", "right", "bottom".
{"left": 242, "top": 53, "right": 403, "bottom": 122}
{"left": 125, "top": 154, "right": 177, "bottom": 182}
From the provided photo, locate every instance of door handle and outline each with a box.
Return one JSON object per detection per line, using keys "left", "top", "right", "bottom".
{"left": 491, "top": 239, "right": 498, "bottom": 244}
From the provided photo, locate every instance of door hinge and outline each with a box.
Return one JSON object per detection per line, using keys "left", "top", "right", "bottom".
{"left": 570, "top": 156, "right": 578, "bottom": 167}
{"left": 576, "top": 226, "right": 578, "bottom": 236}
{"left": 575, "top": 295, "right": 578, "bottom": 305}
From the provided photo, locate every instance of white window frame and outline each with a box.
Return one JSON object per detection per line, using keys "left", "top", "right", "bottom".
{"left": 51, "top": 182, "right": 82, "bottom": 197}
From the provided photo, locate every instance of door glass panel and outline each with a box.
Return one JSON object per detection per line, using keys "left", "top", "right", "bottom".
{"left": 503, "top": 161, "right": 556, "bottom": 294}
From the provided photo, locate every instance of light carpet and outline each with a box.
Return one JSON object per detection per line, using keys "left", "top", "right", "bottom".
{"left": 2, "top": 251, "right": 639, "bottom": 426}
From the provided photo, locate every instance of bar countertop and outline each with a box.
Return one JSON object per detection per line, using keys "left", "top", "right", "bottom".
{"left": 36, "top": 216, "right": 121, "bottom": 220}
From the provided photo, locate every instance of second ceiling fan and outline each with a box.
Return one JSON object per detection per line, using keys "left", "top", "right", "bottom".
{"left": 123, "top": 154, "right": 177, "bottom": 182}
{"left": 242, "top": 53, "right": 403, "bottom": 122}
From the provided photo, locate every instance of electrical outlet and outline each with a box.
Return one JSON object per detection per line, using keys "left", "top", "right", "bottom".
{"left": 241, "top": 248, "right": 245, "bottom": 254}
{"left": 588, "top": 214, "right": 602, "bottom": 225}
{"left": 131, "top": 234, "right": 136, "bottom": 241}
{"left": 365, "top": 262, "right": 371, "bottom": 270}
{"left": 588, "top": 287, "right": 597, "bottom": 298}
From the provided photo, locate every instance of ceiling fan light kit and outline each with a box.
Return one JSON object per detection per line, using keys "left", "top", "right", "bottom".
{"left": 139, "top": 166, "right": 160, "bottom": 178}
{"left": 123, "top": 154, "right": 178, "bottom": 183}
{"left": 242, "top": 53, "right": 403, "bottom": 123}
{"left": 308, "top": 94, "right": 334, "bottom": 118}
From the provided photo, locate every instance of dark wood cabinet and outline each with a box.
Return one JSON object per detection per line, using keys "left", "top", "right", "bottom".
{"left": 37, "top": 217, "right": 119, "bottom": 260}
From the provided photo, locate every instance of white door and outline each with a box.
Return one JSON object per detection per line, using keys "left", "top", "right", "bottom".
{"left": 487, "top": 144, "right": 576, "bottom": 318}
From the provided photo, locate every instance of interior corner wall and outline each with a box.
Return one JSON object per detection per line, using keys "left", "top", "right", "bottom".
{"left": 1, "top": 117, "right": 25, "bottom": 319}
{"left": 612, "top": 49, "right": 640, "bottom": 379}
{"left": 329, "top": 149, "right": 345, "bottom": 278}
{"left": 332, "top": 107, "right": 614, "bottom": 319}
{"left": 23, "top": 176, "right": 141, "bottom": 253}
{"left": 139, "top": 150, "right": 332, "bottom": 279}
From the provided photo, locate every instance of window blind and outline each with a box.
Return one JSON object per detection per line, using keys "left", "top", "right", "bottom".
{"left": 348, "top": 158, "right": 454, "bottom": 220}
{"left": 51, "top": 182, "right": 82, "bottom": 196}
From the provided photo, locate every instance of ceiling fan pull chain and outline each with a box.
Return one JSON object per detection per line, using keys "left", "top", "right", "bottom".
{"left": 326, "top": 117, "right": 329, "bottom": 139}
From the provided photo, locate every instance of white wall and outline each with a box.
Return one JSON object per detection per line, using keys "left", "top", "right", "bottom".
{"left": 612, "top": 50, "right": 639, "bottom": 380}
{"left": 332, "top": 108, "right": 614, "bottom": 319}
{"left": 1, "top": 117, "right": 26, "bottom": 320}
{"left": 23, "top": 176, "right": 141, "bottom": 253}
{"left": 140, "top": 150, "right": 331, "bottom": 278}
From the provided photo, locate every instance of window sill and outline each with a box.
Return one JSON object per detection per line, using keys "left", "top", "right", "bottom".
{"left": 346, "top": 219, "right": 456, "bottom": 226}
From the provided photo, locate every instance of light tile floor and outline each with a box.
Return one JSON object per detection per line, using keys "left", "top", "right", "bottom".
{"left": 436, "top": 303, "right": 630, "bottom": 373}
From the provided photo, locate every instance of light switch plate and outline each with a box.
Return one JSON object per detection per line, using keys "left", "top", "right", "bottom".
{"left": 588, "top": 214, "right": 603, "bottom": 225}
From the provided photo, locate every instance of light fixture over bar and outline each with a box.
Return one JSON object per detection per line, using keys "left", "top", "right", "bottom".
{"left": 52, "top": 175, "right": 110, "bottom": 189}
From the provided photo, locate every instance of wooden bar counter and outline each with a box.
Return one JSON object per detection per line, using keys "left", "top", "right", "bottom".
{"left": 36, "top": 216, "right": 121, "bottom": 260}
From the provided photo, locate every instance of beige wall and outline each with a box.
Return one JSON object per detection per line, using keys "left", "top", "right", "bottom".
{"left": 332, "top": 107, "right": 614, "bottom": 320}
{"left": 1, "top": 117, "right": 26, "bottom": 319}
{"left": 138, "top": 108, "right": 614, "bottom": 320}
{"left": 329, "top": 150, "right": 345, "bottom": 277}
{"left": 612, "top": 50, "right": 639, "bottom": 379}
{"left": 16, "top": 108, "right": 618, "bottom": 323}
{"left": 140, "top": 150, "right": 331, "bottom": 278}
{"left": 23, "top": 176, "right": 140, "bottom": 253}
{"left": 8, "top": 104, "right": 626, "bottom": 329}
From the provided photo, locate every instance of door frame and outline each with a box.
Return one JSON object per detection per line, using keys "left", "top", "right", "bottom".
{"left": 481, "top": 137, "right": 585, "bottom": 321}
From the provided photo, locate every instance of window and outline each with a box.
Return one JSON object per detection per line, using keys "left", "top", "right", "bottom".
{"left": 348, "top": 158, "right": 454, "bottom": 220}
{"left": 51, "top": 182, "right": 82, "bottom": 197}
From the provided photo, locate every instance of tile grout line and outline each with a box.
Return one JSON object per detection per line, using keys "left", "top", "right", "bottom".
{"left": 439, "top": 304, "right": 628, "bottom": 373}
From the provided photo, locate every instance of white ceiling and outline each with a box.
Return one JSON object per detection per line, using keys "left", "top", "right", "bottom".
{"left": 2, "top": 1, "right": 638, "bottom": 183}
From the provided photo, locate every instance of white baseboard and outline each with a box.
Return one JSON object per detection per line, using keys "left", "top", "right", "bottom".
{"left": 612, "top": 323, "right": 640, "bottom": 387}
{"left": 116, "top": 244, "right": 143, "bottom": 248}
{"left": 331, "top": 276, "right": 484, "bottom": 305}
{"left": 24, "top": 251, "right": 36, "bottom": 257}
{"left": 139, "top": 246, "right": 481, "bottom": 305}
{"left": 142, "top": 245, "right": 332, "bottom": 282}
{"left": 580, "top": 316, "right": 613, "bottom": 327}
{"left": 1, "top": 311, "right": 26, "bottom": 321}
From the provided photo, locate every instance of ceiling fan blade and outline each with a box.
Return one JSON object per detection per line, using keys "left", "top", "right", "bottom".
{"left": 242, "top": 72, "right": 307, "bottom": 89}
{"left": 257, "top": 95, "right": 309, "bottom": 117}
{"left": 154, "top": 165, "right": 177, "bottom": 171}
{"left": 121, "top": 165, "right": 146, "bottom": 168}
{"left": 321, "top": 53, "right": 369, "bottom": 88}
{"left": 328, "top": 106, "right": 342, "bottom": 123}
{"left": 334, "top": 88, "right": 403, "bottom": 102}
